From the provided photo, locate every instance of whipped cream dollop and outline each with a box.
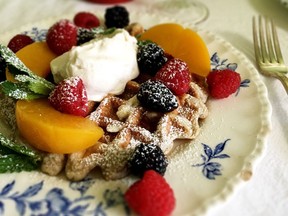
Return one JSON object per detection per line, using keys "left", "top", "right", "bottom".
{"left": 50, "top": 29, "right": 139, "bottom": 101}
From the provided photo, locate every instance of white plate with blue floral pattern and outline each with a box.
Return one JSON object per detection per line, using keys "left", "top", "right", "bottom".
{"left": 0, "top": 12, "right": 272, "bottom": 216}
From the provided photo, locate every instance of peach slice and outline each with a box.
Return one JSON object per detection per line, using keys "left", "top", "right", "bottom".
{"left": 6, "top": 42, "right": 57, "bottom": 81}
{"left": 140, "top": 23, "right": 211, "bottom": 77}
{"left": 16, "top": 99, "right": 104, "bottom": 154}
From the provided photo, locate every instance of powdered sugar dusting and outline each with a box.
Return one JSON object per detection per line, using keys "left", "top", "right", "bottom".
{"left": 46, "top": 19, "right": 77, "bottom": 55}
{"left": 48, "top": 76, "right": 88, "bottom": 116}
{"left": 66, "top": 80, "right": 209, "bottom": 180}
{"left": 137, "top": 80, "right": 178, "bottom": 112}
{"left": 155, "top": 58, "right": 191, "bottom": 95}
{"left": 0, "top": 95, "right": 17, "bottom": 132}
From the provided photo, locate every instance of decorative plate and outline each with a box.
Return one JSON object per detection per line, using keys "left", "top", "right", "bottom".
{"left": 0, "top": 12, "right": 271, "bottom": 216}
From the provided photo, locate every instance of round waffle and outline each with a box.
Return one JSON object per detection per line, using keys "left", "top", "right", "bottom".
{"left": 41, "top": 78, "right": 209, "bottom": 181}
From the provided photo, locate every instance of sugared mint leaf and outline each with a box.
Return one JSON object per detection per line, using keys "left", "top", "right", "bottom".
{"left": 15, "top": 74, "right": 54, "bottom": 95}
{"left": 0, "top": 44, "right": 31, "bottom": 75}
{"left": 0, "top": 44, "right": 55, "bottom": 99}
{"left": 0, "top": 133, "right": 42, "bottom": 173}
{"left": 0, "top": 154, "right": 39, "bottom": 172}
{"left": 1, "top": 81, "right": 44, "bottom": 100}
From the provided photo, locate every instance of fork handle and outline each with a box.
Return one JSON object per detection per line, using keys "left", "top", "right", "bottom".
{"left": 276, "top": 73, "right": 288, "bottom": 94}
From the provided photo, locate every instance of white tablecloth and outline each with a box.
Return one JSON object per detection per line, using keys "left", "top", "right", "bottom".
{"left": 0, "top": 0, "right": 287, "bottom": 215}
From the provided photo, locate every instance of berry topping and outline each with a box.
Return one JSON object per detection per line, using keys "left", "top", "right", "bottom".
{"left": 0, "top": 55, "right": 7, "bottom": 81}
{"left": 48, "top": 76, "right": 89, "bottom": 117}
{"left": 105, "top": 6, "right": 129, "bottom": 28}
{"left": 46, "top": 19, "right": 78, "bottom": 55}
{"left": 137, "top": 80, "right": 178, "bottom": 112}
{"left": 155, "top": 58, "right": 191, "bottom": 95}
{"left": 206, "top": 69, "right": 241, "bottom": 99}
{"left": 73, "top": 12, "right": 100, "bottom": 29}
{"left": 7, "top": 34, "right": 34, "bottom": 53}
{"left": 137, "top": 42, "right": 167, "bottom": 76}
{"left": 125, "top": 170, "right": 175, "bottom": 216}
{"left": 139, "top": 23, "right": 211, "bottom": 77}
{"left": 77, "top": 28, "right": 96, "bottom": 45}
{"left": 129, "top": 143, "right": 168, "bottom": 176}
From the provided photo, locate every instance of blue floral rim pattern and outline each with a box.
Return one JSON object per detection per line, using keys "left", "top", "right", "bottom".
{"left": 0, "top": 178, "right": 129, "bottom": 216}
{"left": 192, "top": 139, "right": 231, "bottom": 180}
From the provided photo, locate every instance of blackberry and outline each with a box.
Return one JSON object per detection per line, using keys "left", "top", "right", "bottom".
{"left": 77, "top": 28, "right": 96, "bottom": 45}
{"left": 0, "top": 55, "right": 7, "bottom": 81}
{"left": 105, "top": 6, "right": 129, "bottom": 28}
{"left": 137, "top": 42, "right": 167, "bottom": 76}
{"left": 137, "top": 80, "right": 178, "bottom": 112}
{"left": 129, "top": 143, "right": 168, "bottom": 176}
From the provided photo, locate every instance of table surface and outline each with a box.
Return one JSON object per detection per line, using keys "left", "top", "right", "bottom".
{"left": 0, "top": 0, "right": 287, "bottom": 215}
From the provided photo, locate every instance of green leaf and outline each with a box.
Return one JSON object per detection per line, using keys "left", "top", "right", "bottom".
{"left": 15, "top": 74, "right": 54, "bottom": 95}
{"left": 0, "top": 145, "right": 13, "bottom": 155}
{"left": 0, "top": 154, "right": 38, "bottom": 173}
{"left": 101, "top": 27, "right": 116, "bottom": 35}
{"left": 0, "top": 44, "right": 55, "bottom": 99}
{"left": 91, "top": 27, "right": 116, "bottom": 35}
{"left": 0, "top": 81, "right": 44, "bottom": 100}
{"left": 0, "top": 44, "right": 31, "bottom": 76}
{"left": 0, "top": 133, "right": 42, "bottom": 166}
{"left": 137, "top": 39, "right": 154, "bottom": 47}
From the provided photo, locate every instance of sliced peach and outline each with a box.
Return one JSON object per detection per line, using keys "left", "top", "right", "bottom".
{"left": 140, "top": 23, "right": 211, "bottom": 77}
{"left": 16, "top": 99, "right": 104, "bottom": 154}
{"left": 6, "top": 42, "right": 57, "bottom": 81}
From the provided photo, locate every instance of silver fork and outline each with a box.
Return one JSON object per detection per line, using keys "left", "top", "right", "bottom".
{"left": 252, "top": 15, "right": 288, "bottom": 94}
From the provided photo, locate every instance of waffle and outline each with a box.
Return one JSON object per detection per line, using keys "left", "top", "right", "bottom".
{"left": 41, "top": 78, "right": 209, "bottom": 181}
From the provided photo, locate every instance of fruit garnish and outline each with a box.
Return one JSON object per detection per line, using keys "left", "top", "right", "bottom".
{"left": 139, "top": 23, "right": 211, "bottom": 77}
{"left": 16, "top": 99, "right": 104, "bottom": 154}
{"left": 76, "top": 26, "right": 116, "bottom": 45}
{"left": 125, "top": 170, "right": 175, "bottom": 216}
{"left": 105, "top": 5, "right": 130, "bottom": 28}
{"left": 6, "top": 42, "right": 57, "bottom": 81}
{"left": 0, "top": 8, "right": 209, "bottom": 192}
{"left": 73, "top": 12, "right": 100, "bottom": 29}
{"left": 206, "top": 69, "right": 241, "bottom": 99}
{"left": 48, "top": 76, "right": 89, "bottom": 117}
{"left": 137, "top": 42, "right": 167, "bottom": 76}
{"left": 77, "top": 28, "right": 96, "bottom": 45}
{"left": 0, "top": 44, "right": 55, "bottom": 100}
{"left": 0, "top": 132, "right": 42, "bottom": 173}
{"left": 46, "top": 19, "right": 78, "bottom": 55}
{"left": 7, "top": 34, "right": 34, "bottom": 53}
{"left": 155, "top": 58, "right": 191, "bottom": 95}
{"left": 137, "top": 80, "right": 178, "bottom": 112}
{"left": 128, "top": 143, "right": 168, "bottom": 176}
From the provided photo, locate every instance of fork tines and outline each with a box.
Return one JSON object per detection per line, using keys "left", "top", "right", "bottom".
{"left": 253, "top": 15, "right": 284, "bottom": 65}
{"left": 252, "top": 15, "right": 288, "bottom": 94}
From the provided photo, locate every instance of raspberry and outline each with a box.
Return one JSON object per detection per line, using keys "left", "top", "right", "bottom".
{"left": 128, "top": 143, "right": 168, "bottom": 176}
{"left": 73, "top": 12, "right": 100, "bottom": 29}
{"left": 137, "top": 80, "right": 178, "bottom": 112}
{"left": 7, "top": 34, "right": 34, "bottom": 53}
{"left": 206, "top": 69, "right": 241, "bottom": 99}
{"left": 125, "top": 170, "right": 175, "bottom": 216}
{"left": 0, "top": 55, "right": 7, "bottom": 81}
{"left": 155, "top": 58, "right": 191, "bottom": 95}
{"left": 105, "top": 6, "right": 129, "bottom": 28}
{"left": 46, "top": 19, "right": 78, "bottom": 55}
{"left": 137, "top": 42, "right": 167, "bottom": 76}
{"left": 48, "top": 76, "right": 89, "bottom": 117}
